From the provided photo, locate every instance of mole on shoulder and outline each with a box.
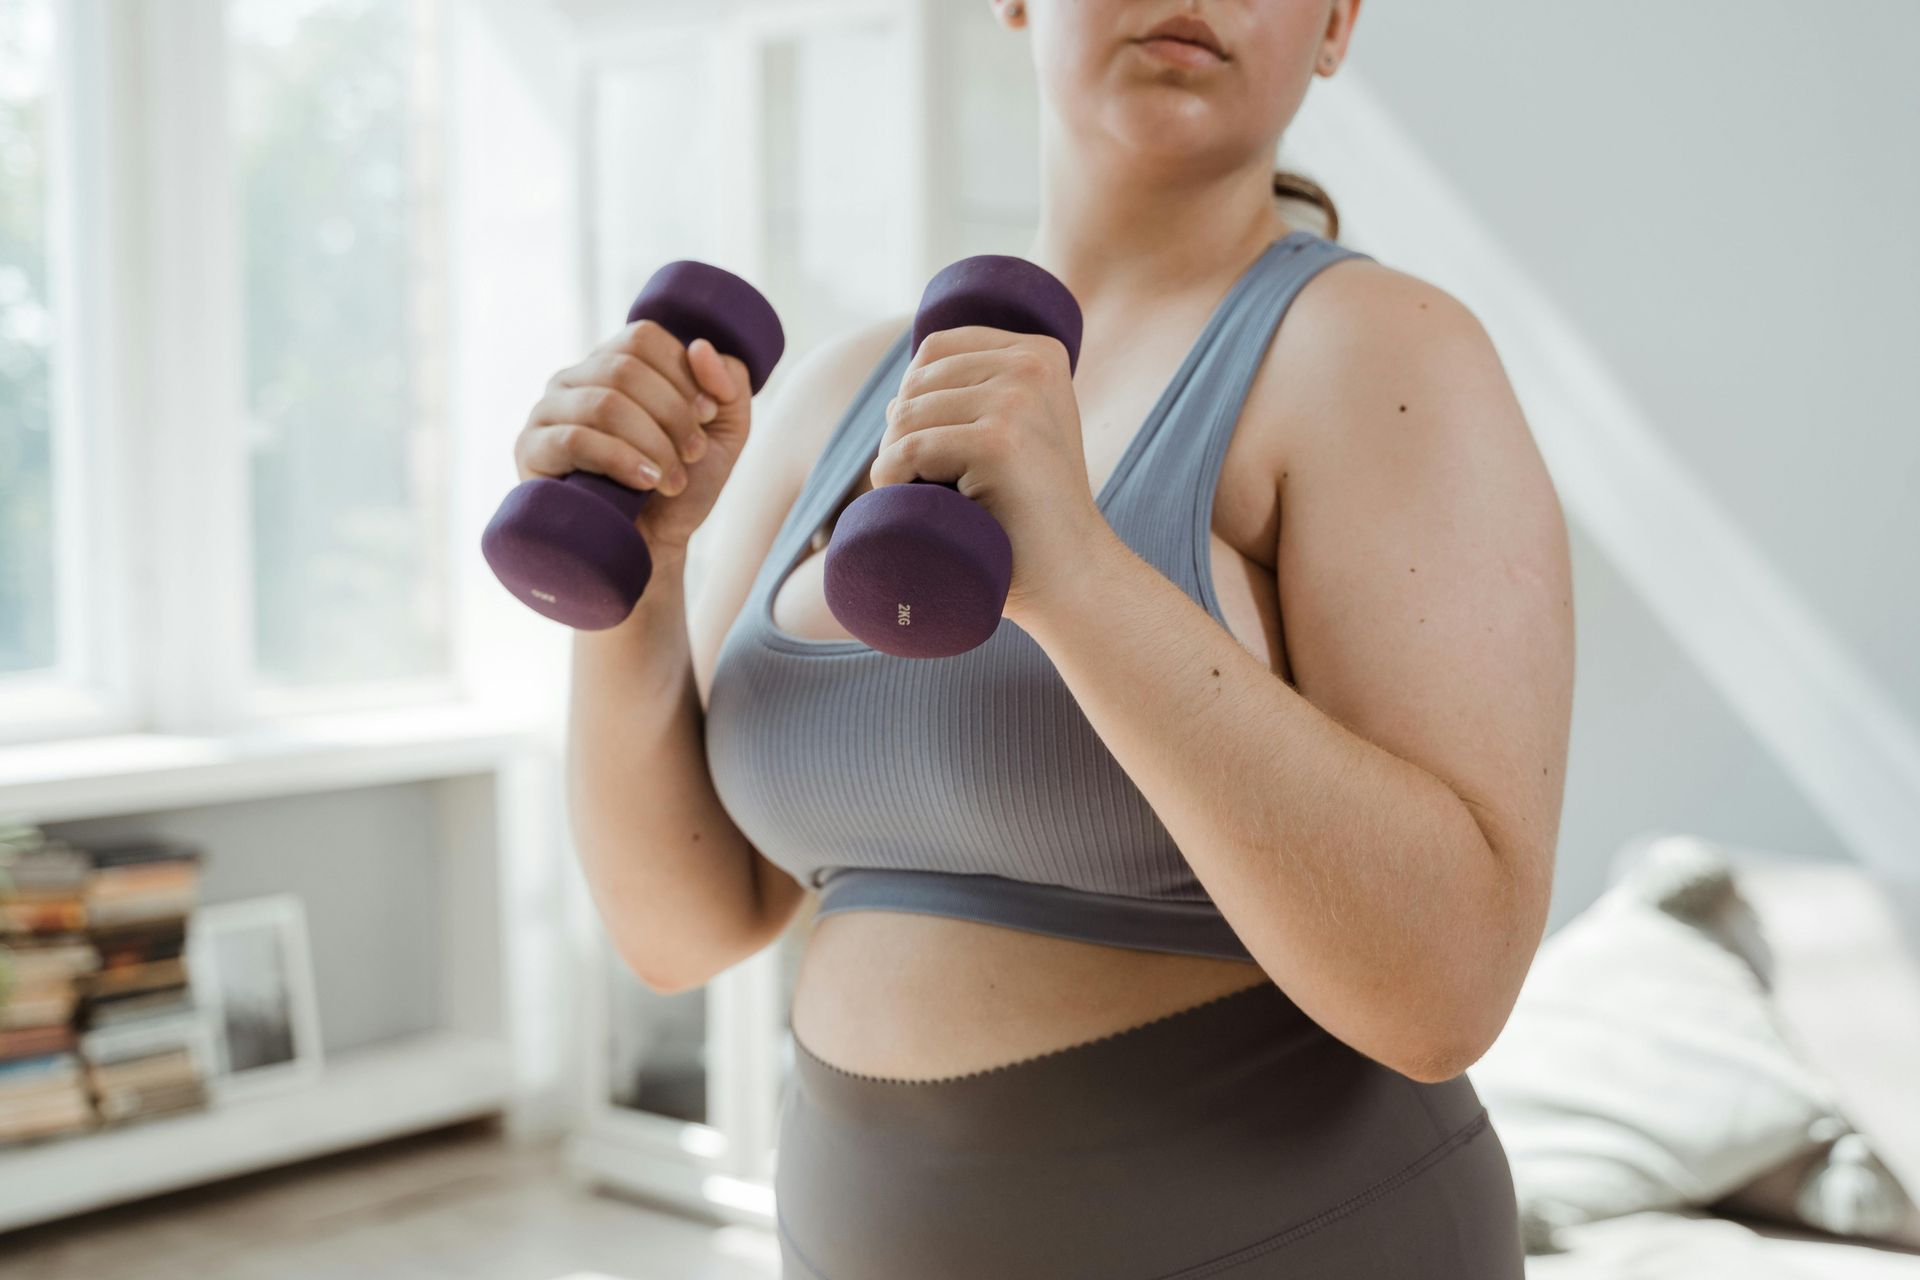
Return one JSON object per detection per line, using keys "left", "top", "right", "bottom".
{"left": 1399, "top": 404, "right": 1407, "bottom": 413}
{"left": 1211, "top": 668, "right": 1220, "bottom": 677}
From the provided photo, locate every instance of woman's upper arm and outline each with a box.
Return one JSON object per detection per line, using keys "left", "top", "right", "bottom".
{"left": 686, "top": 313, "right": 910, "bottom": 712}
{"left": 1273, "top": 263, "right": 1574, "bottom": 906}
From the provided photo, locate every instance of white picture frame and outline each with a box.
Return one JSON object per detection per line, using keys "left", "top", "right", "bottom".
{"left": 185, "top": 894, "right": 324, "bottom": 1103}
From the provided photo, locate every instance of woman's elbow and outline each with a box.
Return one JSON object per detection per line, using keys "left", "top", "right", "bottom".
{"left": 612, "top": 937, "right": 707, "bottom": 996}
{"left": 1380, "top": 972, "right": 1526, "bottom": 1084}
{"left": 615, "top": 884, "right": 804, "bottom": 996}
{"left": 1392, "top": 858, "right": 1548, "bottom": 1081}
{"left": 1391, "top": 1021, "right": 1501, "bottom": 1084}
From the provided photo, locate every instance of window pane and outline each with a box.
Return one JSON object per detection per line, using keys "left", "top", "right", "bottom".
{"left": 589, "top": 46, "right": 726, "bottom": 328}
{"left": 761, "top": 22, "right": 911, "bottom": 359}
{"left": 231, "top": 0, "right": 448, "bottom": 690}
{"left": 607, "top": 949, "right": 709, "bottom": 1126}
{"left": 0, "top": 0, "right": 56, "bottom": 677}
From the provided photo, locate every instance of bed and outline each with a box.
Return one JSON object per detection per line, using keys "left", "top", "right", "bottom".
{"left": 1473, "top": 835, "right": 1920, "bottom": 1278}
{"left": 1531, "top": 1210, "right": 1920, "bottom": 1278}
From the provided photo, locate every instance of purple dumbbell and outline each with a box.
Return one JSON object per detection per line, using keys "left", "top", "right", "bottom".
{"left": 823, "top": 255, "right": 1083, "bottom": 658}
{"left": 481, "top": 261, "right": 785, "bottom": 630}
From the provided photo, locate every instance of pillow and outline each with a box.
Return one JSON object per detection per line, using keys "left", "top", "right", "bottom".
{"left": 1716, "top": 848, "right": 1920, "bottom": 1249}
{"left": 1468, "top": 832, "right": 1912, "bottom": 1252}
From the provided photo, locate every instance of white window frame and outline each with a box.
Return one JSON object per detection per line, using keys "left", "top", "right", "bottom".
{"left": 0, "top": 0, "right": 461, "bottom": 749}
{"left": 1, "top": 0, "right": 133, "bottom": 742}
{"left": 561, "top": 0, "right": 926, "bottom": 1220}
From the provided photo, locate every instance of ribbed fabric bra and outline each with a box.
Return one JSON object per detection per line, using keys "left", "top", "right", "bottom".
{"left": 703, "top": 229, "right": 1374, "bottom": 961}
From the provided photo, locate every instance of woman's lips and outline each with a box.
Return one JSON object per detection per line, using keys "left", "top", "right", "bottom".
{"left": 1134, "top": 36, "right": 1227, "bottom": 69}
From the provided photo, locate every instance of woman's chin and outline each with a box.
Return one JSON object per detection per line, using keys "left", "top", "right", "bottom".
{"left": 1099, "top": 107, "right": 1236, "bottom": 162}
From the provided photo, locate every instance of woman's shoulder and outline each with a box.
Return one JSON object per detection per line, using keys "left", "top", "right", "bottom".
{"left": 1261, "top": 248, "right": 1519, "bottom": 454}
{"left": 1232, "top": 245, "right": 1547, "bottom": 528}
{"left": 1287, "top": 248, "right": 1493, "bottom": 376}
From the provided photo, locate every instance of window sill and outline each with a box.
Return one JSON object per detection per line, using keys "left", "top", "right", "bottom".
{"left": 0, "top": 703, "right": 546, "bottom": 824}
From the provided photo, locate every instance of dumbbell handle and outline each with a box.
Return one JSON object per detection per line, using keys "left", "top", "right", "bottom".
{"left": 570, "top": 264, "right": 785, "bottom": 512}
{"left": 898, "top": 256, "right": 1082, "bottom": 502}
{"left": 908, "top": 253, "right": 1083, "bottom": 401}
{"left": 480, "top": 260, "right": 783, "bottom": 630}
{"left": 817, "top": 254, "right": 1082, "bottom": 658}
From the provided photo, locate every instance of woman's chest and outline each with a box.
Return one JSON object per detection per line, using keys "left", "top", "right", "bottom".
{"left": 771, "top": 358, "right": 1295, "bottom": 680}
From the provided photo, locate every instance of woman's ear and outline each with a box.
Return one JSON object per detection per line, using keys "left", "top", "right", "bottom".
{"left": 1324, "top": 0, "right": 1360, "bottom": 65}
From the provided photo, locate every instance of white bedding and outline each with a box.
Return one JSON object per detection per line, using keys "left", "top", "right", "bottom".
{"left": 1526, "top": 1210, "right": 1920, "bottom": 1279}
{"left": 1505, "top": 836, "right": 1920, "bottom": 1274}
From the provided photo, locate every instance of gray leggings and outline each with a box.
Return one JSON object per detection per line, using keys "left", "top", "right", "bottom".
{"left": 774, "top": 978, "right": 1523, "bottom": 1279}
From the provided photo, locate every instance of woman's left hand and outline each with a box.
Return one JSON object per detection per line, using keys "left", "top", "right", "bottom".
{"left": 872, "top": 324, "right": 1114, "bottom": 628}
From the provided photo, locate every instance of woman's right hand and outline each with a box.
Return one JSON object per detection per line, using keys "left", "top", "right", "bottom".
{"left": 514, "top": 318, "right": 755, "bottom": 561}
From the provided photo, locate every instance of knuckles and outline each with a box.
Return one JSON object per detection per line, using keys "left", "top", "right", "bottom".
{"left": 554, "top": 423, "right": 592, "bottom": 455}
{"left": 604, "top": 351, "right": 644, "bottom": 386}
{"left": 873, "top": 431, "right": 921, "bottom": 487}
{"left": 972, "top": 419, "right": 1012, "bottom": 465}
{"left": 584, "top": 386, "right": 620, "bottom": 419}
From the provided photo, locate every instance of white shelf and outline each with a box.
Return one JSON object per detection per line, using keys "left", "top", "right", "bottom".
{"left": 0, "top": 1028, "right": 514, "bottom": 1233}
{"left": 0, "top": 703, "right": 542, "bottom": 823}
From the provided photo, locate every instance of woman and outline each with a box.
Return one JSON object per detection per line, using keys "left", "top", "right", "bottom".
{"left": 529, "top": 1, "right": 1572, "bottom": 1275}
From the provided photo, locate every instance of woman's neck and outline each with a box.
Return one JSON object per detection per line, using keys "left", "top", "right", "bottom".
{"left": 1025, "top": 140, "right": 1291, "bottom": 318}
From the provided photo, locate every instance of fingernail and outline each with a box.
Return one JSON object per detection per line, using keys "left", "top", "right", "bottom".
{"left": 695, "top": 394, "right": 718, "bottom": 423}
{"left": 633, "top": 457, "right": 661, "bottom": 486}
{"left": 682, "top": 431, "right": 707, "bottom": 462}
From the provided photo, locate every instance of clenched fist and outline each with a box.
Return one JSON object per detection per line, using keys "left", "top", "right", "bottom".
{"left": 514, "top": 317, "right": 755, "bottom": 560}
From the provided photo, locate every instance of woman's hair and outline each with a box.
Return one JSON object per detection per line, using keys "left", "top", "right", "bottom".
{"left": 1273, "top": 169, "right": 1340, "bottom": 242}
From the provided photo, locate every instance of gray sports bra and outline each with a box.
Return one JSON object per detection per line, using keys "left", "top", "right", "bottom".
{"left": 703, "top": 229, "right": 1373, "bottom": 961}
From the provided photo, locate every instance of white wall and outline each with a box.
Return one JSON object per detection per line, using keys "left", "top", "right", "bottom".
{"left": 1349, "top": 2, "right": 1918, "bottom": 919}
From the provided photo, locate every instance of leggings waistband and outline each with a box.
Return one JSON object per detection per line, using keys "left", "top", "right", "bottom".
{"left": 787, "top": 978, "right": 1479, "bottom": 1152}
{"left": 775, "top": 978, "right": 1520, "bottom": 1279}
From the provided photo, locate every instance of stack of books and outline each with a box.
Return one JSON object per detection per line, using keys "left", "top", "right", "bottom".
{"left": 0, "top": 823, "right": 101, "bottom": 1145}
{"left": 80, "top": 838, "right": 211, "bottom": 1125}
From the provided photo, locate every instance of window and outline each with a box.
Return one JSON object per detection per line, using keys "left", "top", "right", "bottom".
{"left": 0, "top": 0, "right": 453, "bottom": 745}
{"left": 0, "top": 0, "right": 56, "bottom": 681}
{"left": 231, "top": 0, "right": 448, "bottom": 692}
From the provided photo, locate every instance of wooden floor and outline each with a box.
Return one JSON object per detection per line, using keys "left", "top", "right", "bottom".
{"left": 0, "top": 1120, "right": 782, "bottom": 1280}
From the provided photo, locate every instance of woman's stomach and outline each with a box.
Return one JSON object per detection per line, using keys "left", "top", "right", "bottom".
{"left": 787, "top": 908, "right": 1271, "bottom": 1083}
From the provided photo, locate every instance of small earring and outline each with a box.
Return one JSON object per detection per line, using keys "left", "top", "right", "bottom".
{"left": 1008, "top": 1, "right": 1024, "bottom": 16}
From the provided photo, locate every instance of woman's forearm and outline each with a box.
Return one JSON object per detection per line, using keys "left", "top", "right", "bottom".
{"left": 1018, "top": 532, "right": 1533, "bottom": 1081}
{"left": 566, "top": 550, "right": 773, "bottom": 992}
